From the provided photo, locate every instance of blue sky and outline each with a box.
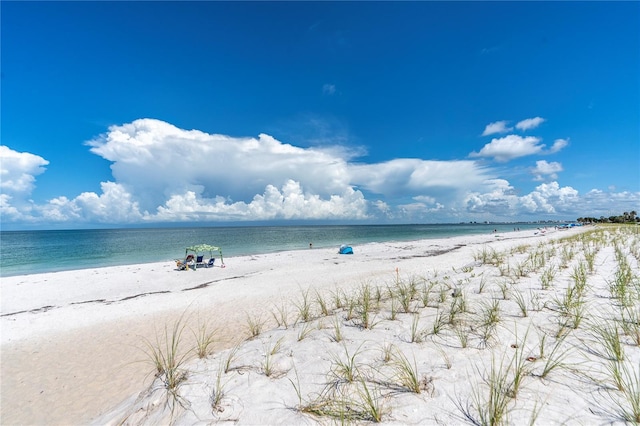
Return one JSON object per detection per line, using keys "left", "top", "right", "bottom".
{"left": 2, "top": 1, "right": 639, "bottom": 229}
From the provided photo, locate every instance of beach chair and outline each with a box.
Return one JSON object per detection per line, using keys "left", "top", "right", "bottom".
{"left": 206, "top": 258, "right": 215, "bottom": 268}
{"left": 195, "top": 255, "right": 206, "bottom": 268}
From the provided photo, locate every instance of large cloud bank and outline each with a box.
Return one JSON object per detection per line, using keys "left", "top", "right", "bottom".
{"left": 1, "top": 118, "right": 638, "bottom": 227}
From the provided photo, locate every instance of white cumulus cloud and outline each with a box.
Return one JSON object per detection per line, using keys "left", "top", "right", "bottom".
{"left": 549, "top": 138, "right": 569, "bottom": 153}
{"left": 516, "top": 117, "right": 545, "bottom": 131}
{"left": 0, "top": 146, "right": 49, "bottom": 195}
{"left": 532, "top": 160, "right": 563, "bottom": 181}
{"left": 1, "top": 119, "right": 637, "bottom": 226}
{"left": 519, "top": 182, "right": 579, "bottom": 214}
{"left": 465, "top": 180, "right": 581, "bottom": 216}
{"left": 154, "top": 180, "right": 369, "bottom": 222}
{"left": 481, "top": 120, "right": 512, "bottom": 136}
{"left": 470, "top": 135, "right": 544, "bottom": 162}
{"left": 87, "top": 119, "right": 354, "bottom": 214}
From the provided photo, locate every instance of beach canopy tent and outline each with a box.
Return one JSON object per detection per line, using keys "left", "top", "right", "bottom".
{"left": 185, "top": 244, "right": 224, "bottom": 267}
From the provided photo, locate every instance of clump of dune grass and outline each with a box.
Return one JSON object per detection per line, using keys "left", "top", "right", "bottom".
{"left": 356, "top": 283, "right": 379, "bottom": 329}
{"left": 609, "top": 255, "right": 637, "bottom": 308}
{"left": 436, "top": 345, "right": 452, "bottom": 370}
{"left": 390, "top": 348, "right": 425, "bottom": 393}
{"left": 297, "top": 321, "right": 314, "bottom": 341}
{"left": 380, "top": 342, "right": 395, "bottom": 363}
{"left": 453, "top": 321, "right": 470, "bottom": 348}
{"left": 271, "top": 301, "right": 290, "bottom": 329}
{"left": 527, "top": 247, "right": 547, "bottom": 272}
{"left": 294, "top": 288, "right": 314, "bottom": 323}
{"left": 475, "top": 246, "right": 505, "bottom": 266}
{"left": 498, "top": 264, "right": 511, "bottom": 278}
{"left": 592, "top": 321, "right": 625, "bottom": 362}
{"left": 552, "top": 281, "right": 586, "bottom": 331}
{"left": 459, "top": 355, "right": 513, "bottom": 426}
{"left": 420, "top": 283, "right": 432, "bottom": 308}
{"left": 540, "top": 265, "right": 556, "bottom": 290}
{"left": 529, "top": 290, "right": 544, "bottom": 312}
{"left": 330, "top": 343, "right": 364, "bottom": 383}
{"left": 570, "top": 262, "right": 588, "bottom": 294}
{"left": 509, "top": 328, "right": 532, "bottom": 398}
{"left": 409, "top": 314, "right": 425, "bottom": 343}
{"left": 606, "top": 359, "right": 626, "bottom": 392}
{"left": 462, "top": 331, "right": 532, "bottom": 422}
{"left": 451, "top": 288, "right": 467, "bottom": 313}
{"left": 560, "top": 245, "right": 574, "bottom": 268}
{"left": 330, "top": 316, "right": 343, "bottom": 342}
{"left": 536, "top": 329, "right": 548, "bottom": 360}
{"left": 357, "top": 379, "right": 387, "bottom": 422}
{"left": 340, "top": 292, "right": 356, "bottom": 321}
{"left": 620, "top": 305, "right": 640, "bottom": 346}
{"left": 474, "top": 300, "right": 502, "bottom": 349}
{"left": 223, "top": 344, "right": 241, "bottom": 373}
{"left": 315, "top": 290, "right": 330, "bottom": 317}
{"left": 210, "top": 364, "right": 227, "bottom": 413}
{"left": 245, "top": 312, "right": 266, "bottom": 339}
{"left": 192, "top": 319, "right": 217, "bottom": 359}
{"left": 609, "top": 362, "right": 640, "bottom": 423}
{"left": 330, "top": 287, "right": 345, "bottom": 310}
{"left": 513, "top": 244, "right": 530, "bottom": 255}
{"left": 431, "top": 309, "right": 447, "bottom": 336}
{"left": 438, "top": 285, "right": 449, "bottom": 305}
{"left": 480, "top": 299, "right": 502, "bottom": 328}
{"left": 497, "top": 280, "right": 510, "bottom": 300}
{"left": 583, "top": 246, "right": 597, "bottom": 274}
{"left": 536, "top": 335, "right": 570, "bottom": 379}
{"left": 295, "top": 379, "right": 386, "bottom": 423}
{"left": 142, "top": 315, "right": 190, "bottom": 398}
{"left": 261, "top": 338, "right": 284, "bottom": 377}
{"left": 477, "top": 275, "right": 488, "bottom": 294}
{"left": 388, "top": 296, "right": 399, "bottom": 321}
{"left": 394, "top": 279, "right": 418, "bottom": 313}
{"left": 513, "top": 260, "right": 530, "bottom": 278}
{"left": 512, "top": 289, "right": 529, "bottom": 318}
{"left": 474, "top": 246, "right": 492, "bottom": 264}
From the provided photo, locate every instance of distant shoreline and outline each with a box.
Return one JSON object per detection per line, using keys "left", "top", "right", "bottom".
{"left": 0, "top": 222, "right": 560, "bottom": 277}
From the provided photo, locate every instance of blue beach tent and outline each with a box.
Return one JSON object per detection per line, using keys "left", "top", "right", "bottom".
{"left": 339, "top": 244, "right": 354, "bottom": 255}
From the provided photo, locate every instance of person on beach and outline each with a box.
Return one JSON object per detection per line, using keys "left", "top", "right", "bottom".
{"left": 176, "top": 254, "right": 195, "bottom": 271}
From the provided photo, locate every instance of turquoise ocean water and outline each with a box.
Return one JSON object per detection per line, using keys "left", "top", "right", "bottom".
{"left": 0, "top": 223, "right": 546, "bottom": 277}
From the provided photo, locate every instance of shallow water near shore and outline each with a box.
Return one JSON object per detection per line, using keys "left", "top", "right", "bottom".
{"left": 0, "top": 223, "right": 549, "bottom": 276}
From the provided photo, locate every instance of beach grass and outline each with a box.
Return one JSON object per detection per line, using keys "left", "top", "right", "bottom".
{"left": 210, "top": 364, "right": 227, "bottom": 413}
{"left": 192, "top": 320, "right": 216, "bottom": 359}
{"left": 390, "top": 348, "right": 424, "bottom": 394}
{"left": 245, "top": 312, "right": 266, "bottom": 339}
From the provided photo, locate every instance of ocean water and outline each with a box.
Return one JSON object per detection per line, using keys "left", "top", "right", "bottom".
{"left": 0, "top": 223, "right": 545, "bottom": 277}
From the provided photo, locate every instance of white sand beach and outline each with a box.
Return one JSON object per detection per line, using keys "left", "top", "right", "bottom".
{"left": 2, "top": 225, "right": 639, "bottom": 425}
